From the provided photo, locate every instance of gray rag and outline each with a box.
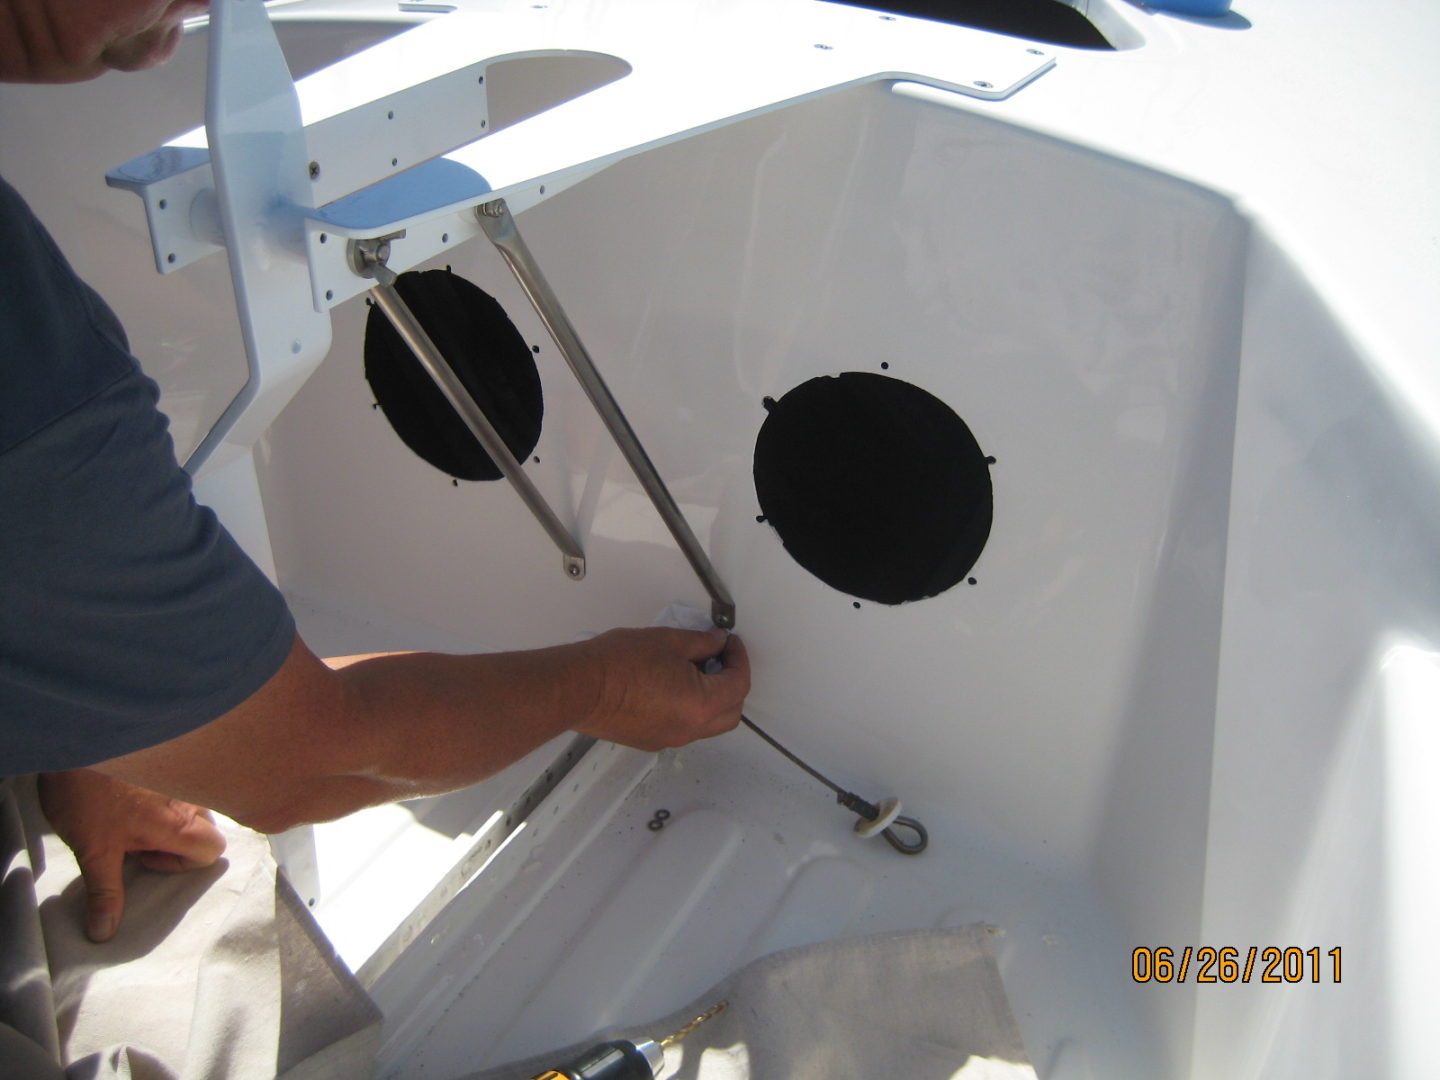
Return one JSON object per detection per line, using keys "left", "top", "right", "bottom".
{"left": 0, "top": 776, "right": 380, "bottom": 1080}
{"left": 467, "top": 925, "right": 1037, "bottom": 1080}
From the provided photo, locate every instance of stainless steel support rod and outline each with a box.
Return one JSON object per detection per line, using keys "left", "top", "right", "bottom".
{"left": 477, "top": 200, "right": 737, "bottom": 629}
{"left": 364, "top": 257, "right": 587, "bottom": 581}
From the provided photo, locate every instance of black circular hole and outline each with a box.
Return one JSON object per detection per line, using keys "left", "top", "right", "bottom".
{"left": 364, "top": 268, "right": 543, "bottom": 481}
{"left": 753, "top": 372, "right": 991, "bottom": 605}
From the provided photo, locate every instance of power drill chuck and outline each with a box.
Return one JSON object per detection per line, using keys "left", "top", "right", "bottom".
{"left": 531, "top": 1039, "right": 664, "bottom": 1080}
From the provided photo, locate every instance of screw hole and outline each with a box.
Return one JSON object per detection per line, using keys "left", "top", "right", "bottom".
{"left": 325, "top": 289, "right": 334, "bottom": 301}
{"left": 166, "top": 253, "right": 176, "bottom": 264}
{"left": 390, "top": 157, "right": 399, "bottom": 167}
{"left": 386, "top": 109, "right": 395, "bottom": 119}
{"left": 157, "top": 198, "right": 168, "bottom": 210}
{"left": 318, "top": 233, "right": 327, "bottom": 244}
{"left": 814, "top": 43, "right": 833, "bottom": 50}
{"left": 441, "top": 232, "right": 449, "bottom": 243}
{"left": 974, "top": 81, "right": 994, "bottom": 89}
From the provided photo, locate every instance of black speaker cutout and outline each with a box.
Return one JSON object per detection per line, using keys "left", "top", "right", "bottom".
{"left": 753, "top": 372, "right": 993, "bottom": 605}
{"left": 364, "top": 268, "right": 543, "bottom": 481}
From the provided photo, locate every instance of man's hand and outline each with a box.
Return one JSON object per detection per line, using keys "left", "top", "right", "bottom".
{"left": 574, "top": 627, "right": 750, "bottom": 750}
{"left": 37, "top": 770, "right": 227, "bottom": 943}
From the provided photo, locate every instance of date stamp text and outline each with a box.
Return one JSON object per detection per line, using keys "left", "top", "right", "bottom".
{"left": 1132, "top": 946, "right": 1342, "bottom": 984}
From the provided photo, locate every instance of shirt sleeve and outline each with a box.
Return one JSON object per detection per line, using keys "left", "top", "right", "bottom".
{"left": 1, "top": 177, "right": 296, "bottom": 776}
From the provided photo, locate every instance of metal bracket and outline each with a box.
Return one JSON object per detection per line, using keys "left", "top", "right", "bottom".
{"left": 476, "top": 199, "right": 737, "bottom": 629}
{"left": 351, "top": 233, "right": 587, "bottom": 581}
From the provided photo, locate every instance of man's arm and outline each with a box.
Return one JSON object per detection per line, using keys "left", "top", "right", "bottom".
{"left": 92, "top": 627, "right": 749, "bottom": 834}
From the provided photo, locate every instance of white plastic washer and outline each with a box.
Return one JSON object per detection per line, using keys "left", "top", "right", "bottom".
{"left": 854, "top": 796, "right": 903, "bottom": 838}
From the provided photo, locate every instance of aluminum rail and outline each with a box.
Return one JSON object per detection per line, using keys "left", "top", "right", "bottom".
{"left": 352, "top": 233, "right": 587, "bottom": 581}
{"left": 477, "top": 199, "right": 737, "bottom": 629}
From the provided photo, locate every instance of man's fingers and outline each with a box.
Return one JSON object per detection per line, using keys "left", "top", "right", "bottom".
{"left": 676, "top": 627, "right": 732, "bottom": 662}
{"left": 158, "top": 802, "right": 227, "bottom": 867}
{"left": 73, "top": 849, "right": 125, "bottom": 943}
{"left": 138, "top": 850, "right": 210, "bottom": 873}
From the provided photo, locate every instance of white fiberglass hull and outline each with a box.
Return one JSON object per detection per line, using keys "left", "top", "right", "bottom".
{"left": 4, "top": 2, "right": 1437, "bottom": 1077}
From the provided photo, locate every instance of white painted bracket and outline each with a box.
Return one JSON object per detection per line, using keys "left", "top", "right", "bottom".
{"left": 105, "top": 0, "right": 1053, "bottom": 477}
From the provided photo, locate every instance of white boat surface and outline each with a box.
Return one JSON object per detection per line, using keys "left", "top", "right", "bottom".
{"left": 3, "top": 1, "right": 1437, "bottom": 1077}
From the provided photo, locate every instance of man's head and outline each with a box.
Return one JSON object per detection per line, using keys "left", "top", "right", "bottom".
{"left": 0, "top": 0, "right": 208, "bottom": 83}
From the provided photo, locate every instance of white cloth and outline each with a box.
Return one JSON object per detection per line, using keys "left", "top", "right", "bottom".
{"left": 469, "top": 926, "right": 1037, "bottom": 1080}
{"left": 0, "top": 777, "right": 380, "bottom": 1080}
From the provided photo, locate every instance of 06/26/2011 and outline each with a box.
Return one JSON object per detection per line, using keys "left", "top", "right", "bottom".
{"left": 1132, "top": 946, "right": 1342, "bottom": 984}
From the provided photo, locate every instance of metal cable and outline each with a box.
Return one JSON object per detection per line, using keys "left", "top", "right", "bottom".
{"left": 740, "top": 716, "right": 928, "bottom": 855}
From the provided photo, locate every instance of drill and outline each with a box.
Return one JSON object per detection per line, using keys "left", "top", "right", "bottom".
{"left": 529, "top": 1002, "right": 726, "bottom": 1080}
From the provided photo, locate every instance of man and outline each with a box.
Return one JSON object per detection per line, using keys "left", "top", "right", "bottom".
{"left": 0, "top": 0, "right": 749, "bottom": 1071}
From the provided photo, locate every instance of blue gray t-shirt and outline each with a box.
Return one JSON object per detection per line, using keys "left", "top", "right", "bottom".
{"left": 1, "top": 176, "right": 296, "bottom": 775}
